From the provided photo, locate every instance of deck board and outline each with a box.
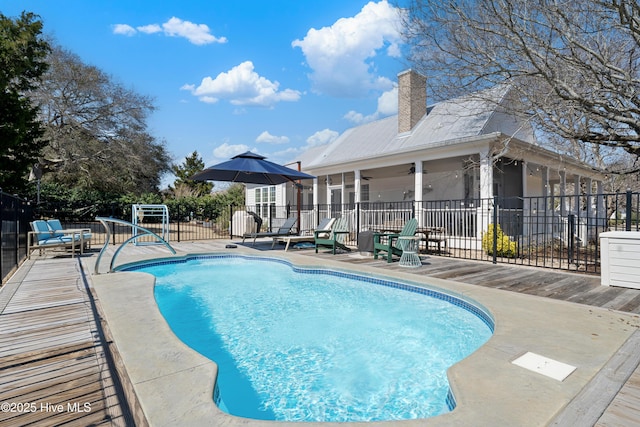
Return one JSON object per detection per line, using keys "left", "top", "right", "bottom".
{"left": 0, "top": 257, "right": 132, "bottom": 427}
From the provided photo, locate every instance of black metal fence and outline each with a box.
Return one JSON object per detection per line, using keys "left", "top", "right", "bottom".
{"left": 232, "top": 192, "right": 639, "bottom": 274}
{"left": 15, "top": 191, "right": 640, "bottom": 275}
{"left": 34, "top": 202, "right": 235, "bottom": 245}
{"left": 1, "top": 191, "right": 33, "bottom": 283}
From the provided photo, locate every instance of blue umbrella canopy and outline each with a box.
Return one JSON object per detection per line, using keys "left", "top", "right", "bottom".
{"left": 190, "top": 151, "right": 315, "bottom": 185}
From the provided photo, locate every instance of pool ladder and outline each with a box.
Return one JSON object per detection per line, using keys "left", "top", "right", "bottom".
{"left": 94, "top": 216, "right": 176, "bottom": 274}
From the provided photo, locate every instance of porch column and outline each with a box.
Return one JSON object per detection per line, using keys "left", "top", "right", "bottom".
{"left": 559, "top": 170, "right": 567, "bottom": 217}
{"left": 479, "top": 150, "right": 493, "bottom": 238}
{"left": 596, "top": 180, "right": 605, "bottom": 217}
{"left": 325, "top": 175, "right": 331, "bottom": 214}
{"left": 542, "top": 167, "right": 550, "bottom": 211}
{"left": 585, "top": 177, "right": 593, "bottom": 219}
{"left": 574, "top": 175, "right": 581, "bottom": 214}
{"left": 522, "top": 161, "right": 529, "bottom": 235}
{"left": 521, "top": 161, "right": 528, "bottom": 197}
{"left": 354, "top": 169, "right": 361, "bottom": 204}
{"left": 542, "top": 167, "right": 551, "bottom": 235}
{"left": 414, "top": 161, "right": 424, "bottom": 227}
{"left": 341, "top": 173, "right": 346, "bottom": 208}
{"left": 479, "top": 150, "right": 493, "bottom": 200}
{"left": 313, "top": 178, "right": 318, "bottom": 206}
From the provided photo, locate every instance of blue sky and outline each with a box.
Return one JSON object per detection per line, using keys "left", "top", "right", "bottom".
{"left": 1, "top": 1, "right": 409, "bottom": 186}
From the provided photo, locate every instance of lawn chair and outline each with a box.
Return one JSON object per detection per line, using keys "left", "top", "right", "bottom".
{"left": 242, "top": 217, "right": 297, "bottom": 245}
{"left": 373, "top": 217, "right": 418, "bottom": 263}
{"left": 315, "top": 217, "right": 351, "bottom": 254}
{"left": 27, "top": 220, "right": 81, "bottom": 259}
{"left": 47, "top": 219, "right": 93, "bottom": 249}
{"left": 273, "top": 217, "right": 335, "bottom": 251}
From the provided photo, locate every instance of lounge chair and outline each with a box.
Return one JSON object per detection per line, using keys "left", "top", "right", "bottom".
{"left": 47, "top": 219, "right": 93, "bottom": 249}
{"left": 273, "top": 217, "right": 335, "bottom": 251}
{"left": 315, "top": 217, "right": 351, "bottom": 254}
{"left": 27, "top": 220, "right": 82, "bottom": 259}
{"left": 373, "top": 218, "right": 418, "bottom": 263}
{"left": 242, "top": 217, "right": 297, "bottom": 245}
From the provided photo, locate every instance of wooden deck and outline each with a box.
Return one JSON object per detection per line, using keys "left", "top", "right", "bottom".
{"left": 322, "top": 251, "right": 640, "bottom": 313}
{"left": 2, "top": 241, "right": 640, "bottom": 426}
{"left": 0, "top": 257, "right": 133, "bottom": 427}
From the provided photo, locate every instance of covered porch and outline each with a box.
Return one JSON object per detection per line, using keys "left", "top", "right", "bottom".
{"left": 298, "top": 138, "right": 606, "bottom": 246}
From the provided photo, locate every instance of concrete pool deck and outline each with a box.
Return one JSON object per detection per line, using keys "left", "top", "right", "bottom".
{"left": 88, "top": 243, "right": 640, "bottom": 427}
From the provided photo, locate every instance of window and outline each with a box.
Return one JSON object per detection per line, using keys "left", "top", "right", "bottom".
{"left": 255, "top": 186, "right": 276, "bottom": 217}
{"left": 361, "top": 184, "right": 370, "bottom": 201}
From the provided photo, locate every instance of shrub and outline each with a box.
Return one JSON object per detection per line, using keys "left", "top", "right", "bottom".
{"left": 482, "top": 224, "right": 518, "bottom": 258}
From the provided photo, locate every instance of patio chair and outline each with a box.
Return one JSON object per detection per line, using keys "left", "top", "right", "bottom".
{"left": 47, "top": 219, "right": 93, "bottom": 249}
{"left": 424, "top": 226, "right": 447, "bottom": 253}
{"left": 27, "top": 220, "right": 81, "bottom": 259}
{"left": 315, "top": 217, "right": 351, "bottom": 254}
{"left": 242, "top": 217, "right": 297, "bottom": 245}
{"left": 273, "top": 217, "right": 335, "bottom": 251}
{"left": 373, "top": 217, "right": 418, "bottom": 263}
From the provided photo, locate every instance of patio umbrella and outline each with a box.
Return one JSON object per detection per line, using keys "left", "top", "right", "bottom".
{"left": 190, "top": 151, "right": 315, "bottom": 185}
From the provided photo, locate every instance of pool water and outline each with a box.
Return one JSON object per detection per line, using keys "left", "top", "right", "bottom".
{"left": 135, "top": 256, "right": 493, "bottom": 423}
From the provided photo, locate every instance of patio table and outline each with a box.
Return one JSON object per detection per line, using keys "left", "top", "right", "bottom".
{"left": 398, "top": 235, "right": 422, "bottom": 268}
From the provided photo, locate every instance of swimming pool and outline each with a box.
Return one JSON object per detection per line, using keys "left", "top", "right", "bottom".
{"left": 126, "top": 255, "right": 493, "bottom": 423}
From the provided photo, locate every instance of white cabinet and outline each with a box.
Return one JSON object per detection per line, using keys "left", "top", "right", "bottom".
{"left": 600, "top": 231, "right": 640, "bottom": 288}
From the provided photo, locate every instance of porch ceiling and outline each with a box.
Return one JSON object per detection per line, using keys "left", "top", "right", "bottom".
{"left": 361, "top": 163, "right": 414, "bottom": 180}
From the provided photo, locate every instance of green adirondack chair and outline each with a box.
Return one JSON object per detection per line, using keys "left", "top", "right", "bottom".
{"left": 315, "top": 217, "right": 351, "bottom": 254}
{"left": 373, "top": 217, "right": 418, "bottom": 263}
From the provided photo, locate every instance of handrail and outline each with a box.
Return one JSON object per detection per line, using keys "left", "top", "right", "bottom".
{"left": 94, "top": 217, "right": 176, "bottom": 274}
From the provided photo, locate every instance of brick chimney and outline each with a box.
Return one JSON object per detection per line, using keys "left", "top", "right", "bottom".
{"left": 397, "top": 70, "right": 427, "bottom": 133}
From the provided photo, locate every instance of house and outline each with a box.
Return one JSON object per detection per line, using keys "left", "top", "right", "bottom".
{"left": 244, "top": 70, "right": 606, "bottom": 246}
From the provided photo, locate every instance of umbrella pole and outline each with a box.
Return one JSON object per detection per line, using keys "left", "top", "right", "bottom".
{"left": 296, "top": 162, "right": 301, "bottom": 233}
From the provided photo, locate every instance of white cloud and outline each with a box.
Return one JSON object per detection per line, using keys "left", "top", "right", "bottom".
{"left": 256, "top": 146, "right": 300, "bottom": 167}
{"left": 113, "top": 24, "right": 136, "bottom": 36}
{"left": 212, "top": 142, "right": 250, "bottom": 160}
{"left": 199, "top": 96, "right": 219, "bottom": 104}
{"left": 306, "top": 129, "right": 339, "bottom": 146}
{"left": 345, "top": 87, "right": 397, "bottom": 124}
{"left": 377, "top": 86, "right": 398, "bottom": 115}
{"left": 162, "top": 17, "right": 227, "bottom": 45}
{"left": 256, "top": 131, "right": 289, "bottom": 144}
{"left": 185, "top": 61, "right": 302, "bottom": 107}
{"left": 344, "top": 110, "right": 365, "bottom": 124}
{"left": 137, "top": 24, "right": 162, "bottom": 34}
{"left": 292, "top": 0, "right": 403, "bottom": 97}
{"left": 113, "top": 17, "right": 227, "bottom": 45}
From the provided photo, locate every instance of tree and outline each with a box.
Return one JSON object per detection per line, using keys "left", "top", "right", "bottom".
{"left": 0, "top": 12, "right": 50, "bottom": 193}
{"left": 31, "top": 44, "right": 172, "bottom": 195}
{"left": 402, "top": 0, "right": 640, "bottom": 173}
{"left": 171, "top": 151, "right": 213, "bottom": 196}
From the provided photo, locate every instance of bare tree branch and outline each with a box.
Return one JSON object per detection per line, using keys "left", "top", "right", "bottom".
{"left": 401, "top": 0, "right": 640, "bottom": 173}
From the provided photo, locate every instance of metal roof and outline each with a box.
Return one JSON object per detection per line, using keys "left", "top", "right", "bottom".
{"left": 297, "top": 85, "right": 531, "bottom": 170}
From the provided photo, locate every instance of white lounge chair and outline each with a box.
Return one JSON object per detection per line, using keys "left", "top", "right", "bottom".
{"left": 242, "top": 217, "right": 297, "bottom": 245}
{"left": 272, "top": 217, "right": 335, "bottom": 251}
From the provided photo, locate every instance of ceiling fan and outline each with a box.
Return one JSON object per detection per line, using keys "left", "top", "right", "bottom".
{"left": 408, "top": 164, "right": 427, "bottom": 175}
